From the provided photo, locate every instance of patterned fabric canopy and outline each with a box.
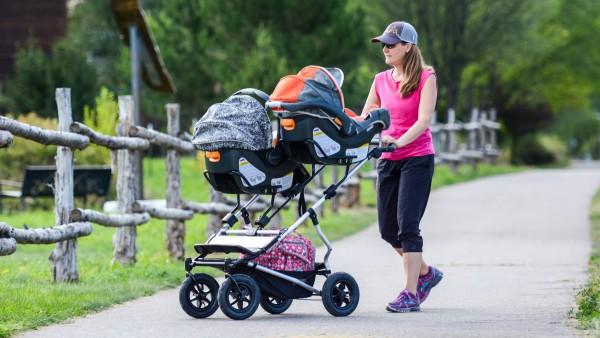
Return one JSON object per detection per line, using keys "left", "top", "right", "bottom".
{"left": 192, "top": 94, "right": 272, "bottom": 151}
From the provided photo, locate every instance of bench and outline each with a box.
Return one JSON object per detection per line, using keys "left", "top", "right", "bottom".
{"left": 0, "top": 165, "right": 112, "bottom": 210}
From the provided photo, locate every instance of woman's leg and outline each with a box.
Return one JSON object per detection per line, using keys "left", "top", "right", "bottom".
{"left": 403, "top": 253, "right": 422, "bottom": 293}
{"left": 376, "top": 160, "right": 404, "bottom": 248}
{"left": 394, "top": 248, "right": 429, "bottom": 276}
{"left": 396, "top": 155, "right": 435, "bottom": 292}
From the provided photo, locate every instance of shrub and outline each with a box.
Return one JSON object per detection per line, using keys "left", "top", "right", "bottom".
{"left": 74, "top": 87, "right": 118, "bottom": 165}
{"left": 513, "top": 133, "right": 568, "bottom": 166}
{"left": 0, "top": 113, "right": 58, "bottom": 180}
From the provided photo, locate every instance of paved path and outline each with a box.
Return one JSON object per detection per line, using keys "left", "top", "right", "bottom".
{"left": 19, "top": 167, "right": 600, "bottom": 337}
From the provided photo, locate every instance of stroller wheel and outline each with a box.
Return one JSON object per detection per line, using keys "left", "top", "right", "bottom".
{"left": 260, "top": 295, "right": 293, "bottom": 314}
{"left": 321, "top": 272, "right": 360, "bottom": 317}
{"left": 179, "top": 273, "right": 219, "bottom": 318}
{"left": 218, "top": 274, "right": 261, "bottom": 320}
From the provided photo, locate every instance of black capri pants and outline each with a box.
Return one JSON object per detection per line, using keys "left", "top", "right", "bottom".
{"left": 376, "top": 154, "right": 434, "bottom": 252}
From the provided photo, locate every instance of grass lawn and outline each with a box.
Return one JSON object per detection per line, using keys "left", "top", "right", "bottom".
{"left": 0, "top": 156, "right": 521, "bottom": 337}
{"left": 574, "top": 188, "right": 600, "bottom": 332}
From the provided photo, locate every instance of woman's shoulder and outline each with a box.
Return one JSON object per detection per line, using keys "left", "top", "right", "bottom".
{"left": 418, "top": 67, "right": 436, "bottom": 90}
{"left": 421, "top": 66, "right": 436, "bottom": 78}
{"left": 375, "top": 68, "right": 393, "bottom": 80}
{"left": 374, "top": 69, "right": 393, "bottom": 92}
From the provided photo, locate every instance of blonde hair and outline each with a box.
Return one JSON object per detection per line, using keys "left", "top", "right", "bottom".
{"left": 399, "top": 44, "right": 432, "bottom": 97}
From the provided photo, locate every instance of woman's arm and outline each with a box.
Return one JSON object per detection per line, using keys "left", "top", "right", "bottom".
{"left": 382, "top": 75, "right": 437, "bottom": 147}
{"left": 360, "top": 80, "right": 381, "bottom": 118}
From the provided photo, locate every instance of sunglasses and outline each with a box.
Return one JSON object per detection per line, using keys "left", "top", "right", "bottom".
{"left": 381, "top": 43, "right": 397, "bottom": 49}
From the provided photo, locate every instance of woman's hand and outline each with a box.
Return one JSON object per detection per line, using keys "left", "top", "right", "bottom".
{"left": 354, "top": 103, "right": 380, "bottom": 121}
{"left": 381, "top": 135, "right": 400, "bottom": 147}
{"left": 365, "top": 103, "right": 380, "bottom": 113}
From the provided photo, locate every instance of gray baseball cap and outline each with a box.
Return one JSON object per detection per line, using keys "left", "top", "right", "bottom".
{"left": 371, "top": 21, "right": 418, "bottom": 45}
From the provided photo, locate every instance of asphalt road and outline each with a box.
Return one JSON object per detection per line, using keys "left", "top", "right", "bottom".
{"left": 19, "top": 166, "right": 600, "bottom": 337}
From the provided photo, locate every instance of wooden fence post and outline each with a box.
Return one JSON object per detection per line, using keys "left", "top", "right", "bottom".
{"left": 314, "top": 165, "right": 325, "bottom": 217}
{"left": 207, "top": 188, "right": 227, "bottom": 237}
{"left": 165, "top": 104, "right": 185, "bottom": 260}
{"left": 49, "top": 88, "right": 79, "bottom": 282}
{"left": 488, "top": 109, "right": 499, "bottom": 164}
{"left": 113, "top": 96, "right": 137, "bottom": 265}
{"left": 0, "top": 130, "right": 13, "bottom": 148}
{"left": 331, "top": 166, "right": 339, "bottom": 213}
{"left": 446, "top": 108, "right": 460, "bottom": 172}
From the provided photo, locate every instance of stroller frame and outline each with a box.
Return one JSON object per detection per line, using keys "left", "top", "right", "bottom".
{"left": 182, "top": 144, "right": 393, "bottom": 320}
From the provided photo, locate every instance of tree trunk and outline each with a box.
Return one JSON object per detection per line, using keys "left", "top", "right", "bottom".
{"left": 112, "top": 96, "right": 138, "bottom": 266}
{"left": 49, "top": 88, "right": 79, "bottom": 282}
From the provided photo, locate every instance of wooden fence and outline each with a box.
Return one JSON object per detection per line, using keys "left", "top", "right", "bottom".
{"left": 0, "top": 89, "right": 270, "bottom": 281}
{"left": 0, "top": 88, "right": 500, "bottom": 282}
{"left": 431, "top": 108, "right": 501, "bottom": 170}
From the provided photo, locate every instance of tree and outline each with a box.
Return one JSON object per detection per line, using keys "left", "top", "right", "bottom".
{"left": 144, "top": 0, "right": 371, "bottom": 126}
{"left": 5, "top": 39, "right": 98, "bottom": 121}
{"left": 370, "top": 0, "right": 530, "bottom": 115}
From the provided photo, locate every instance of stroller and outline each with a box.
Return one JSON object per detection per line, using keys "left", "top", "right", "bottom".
{"left": 180, "top": 66, "right": 393, "bottom": 320}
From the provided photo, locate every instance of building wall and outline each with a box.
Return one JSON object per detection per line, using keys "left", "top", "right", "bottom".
{"left": 0, "top": 0, "right": 67, "bottom": 81}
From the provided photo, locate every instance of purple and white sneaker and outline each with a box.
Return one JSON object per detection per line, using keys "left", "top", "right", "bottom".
{"left": 386, "top": 289, "right": 420, "bottom": 313}
{"left": 417, "top": 266, "right": 443, "bottom": 304}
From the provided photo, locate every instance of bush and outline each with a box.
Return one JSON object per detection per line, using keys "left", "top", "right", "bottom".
{"left": 74, "top": 87, "right": 118, "bottom": 166}
{"left": 0, "top": 113, "right": 58, "bottom": 180}
{"left": 513, "top": 133, "right": 568, "bottom": 166}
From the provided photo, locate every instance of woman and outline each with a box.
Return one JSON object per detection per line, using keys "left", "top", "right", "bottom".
{"left": 359, "top": 21, "right": 443, "bottom": 313}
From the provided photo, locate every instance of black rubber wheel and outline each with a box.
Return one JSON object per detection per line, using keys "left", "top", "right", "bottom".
{"left": 218, "top": 274, "right": 261, "bottom": 320}
{"left": 179, "top": 273, "right": 219, "bottom": 318}
{"left": 321, "top": 272, "right": 360, "bottom": 317}
{"left": 260, "top": 295, "right": 293, "bottom": 314}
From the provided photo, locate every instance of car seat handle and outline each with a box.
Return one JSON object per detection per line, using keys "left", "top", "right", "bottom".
{"left": 232, "top": 88, "right": 270, "bottom": 106}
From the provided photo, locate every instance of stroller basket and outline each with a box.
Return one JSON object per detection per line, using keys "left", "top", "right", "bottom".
{"left": 240, "top": 267, "right": 316, "bottom": 299}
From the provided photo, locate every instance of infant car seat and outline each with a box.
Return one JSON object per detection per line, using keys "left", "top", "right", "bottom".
{"left": 268, "top": 66, "right": 389, "bottom": 165}
{"left": 192, "top": 89, "right": 309, "bottom": 195}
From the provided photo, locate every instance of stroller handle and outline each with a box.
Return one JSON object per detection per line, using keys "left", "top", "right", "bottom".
{"left": 382, "top": 144, "right": 397, "bottom": 152}
{"left": 369, "top": 144, "right": 396, "bottom": 159}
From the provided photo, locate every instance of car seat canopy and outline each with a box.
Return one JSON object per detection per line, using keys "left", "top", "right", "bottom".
{"left": 270, "top": 66, "right": 345, "bottom": 114}
{"left": 192, "top": 95, "right": 272, "bottom": 151}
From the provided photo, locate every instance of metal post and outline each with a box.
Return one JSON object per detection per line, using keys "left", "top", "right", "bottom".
{"left": 129, "top": 25, "right": 144, "bottom": 200}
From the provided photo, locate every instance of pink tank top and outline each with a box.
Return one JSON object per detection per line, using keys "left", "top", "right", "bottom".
{"left": 375, "top": 68, "right": 436, "bottom": 160}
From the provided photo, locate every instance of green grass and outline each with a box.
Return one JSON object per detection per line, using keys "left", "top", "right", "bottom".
{"left": 573, "top": 189, "right": 600, "bottom": 331}
{"left": 0, "top": 157, "right": 521, "bottom": 337}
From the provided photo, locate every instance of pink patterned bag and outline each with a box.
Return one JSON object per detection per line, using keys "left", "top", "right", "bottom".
{"left": 250, "top": 233, "right": 315, "bottom": 271}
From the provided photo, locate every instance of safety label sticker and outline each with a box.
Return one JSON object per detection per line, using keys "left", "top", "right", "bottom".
{"left": 345, "top": 144, "right": 369, "bottom": 162}
{"left": 313, "top": 127, "right": 340, "bottom": 157}
{"left": 271, "top": 172, "right": 294, "bottom": 192}
{"left": 239, "top": 157, "right": 266, "bottom": 187}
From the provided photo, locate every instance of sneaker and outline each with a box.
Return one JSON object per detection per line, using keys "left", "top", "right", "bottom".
{"left": 386, "top": 289, "right": 420, "bottom": 313}
{"left": 417, "top": 266, "right": 443, "bottom": 304}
